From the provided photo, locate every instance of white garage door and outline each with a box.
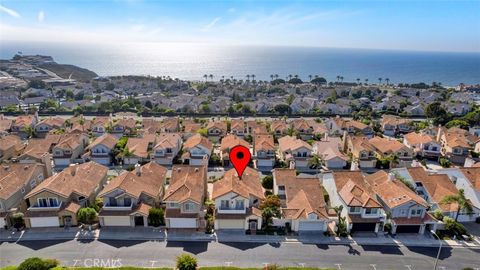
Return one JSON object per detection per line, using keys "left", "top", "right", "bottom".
{"left": 29, "top": 217, "right": 60, "bottom": 227}
{"left": 102, "top": 216, "right": 131, "bottom": 226}
{"left": 217, "top": 219, "right": 244, "bottom": 229}
{"left": 168, "top": 218, "right": 197, "bottom": 228}
{"left": 298, "top": 221, "right": 324, "bottom": 231}
{"left": 0, "top": 218, "right": 5, "bottom": 228}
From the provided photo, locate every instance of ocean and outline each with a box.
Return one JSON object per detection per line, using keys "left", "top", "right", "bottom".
{"left": 1, "top": 41, "right": 479, "bottom": 86}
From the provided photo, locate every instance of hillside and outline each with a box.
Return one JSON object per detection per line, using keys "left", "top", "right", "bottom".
{"left": 39, "top": 63, "right": 98, "bottom": 82}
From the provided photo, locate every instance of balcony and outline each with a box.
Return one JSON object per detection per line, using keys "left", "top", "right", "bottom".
{"left": 102, "top": 202, "right": 133, "bottom": 211}
{"left": 218, "top": 206, "right": 246, "bottom": 214}
{"left": 28, "top": 201, "right": 63, "bottom": 211}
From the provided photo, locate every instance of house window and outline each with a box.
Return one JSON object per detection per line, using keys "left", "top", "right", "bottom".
{"left": 235, "top": 200, "right": 244, "bottom": 210}
{"left": 220, "top": 200, "right": 230, "bottom": 209}
{"left": 38, "top": 198, "right": 48, "bottom": 207}
{"left": 30, "top": 179, "right": 37, "bottom": 188}
{"left": 49, "top": 198, "right": 59, "bottom": 207}
{"left": 184, "top": 203, "right": 194, "bottom": 212}
{"left": 302, "top": 152, "right": 307, "bottom": 157}
{"left": 411, "top": 209, "right": 422, "bottom": 216}
{"left": 365, "top": 208, "right": 378, "bottom": 215}
{"left": 109, "top": 197, "right": 117, "bottom": 206}
{"left": 349, "top": 207, "right": 361, "bottom": 213}
{"left": 168, "top": 202, "right": 179, "bottom": 208}
{"left": 166, "top": 148, "right": 172, "bottom": 153}
{"left": 124, "top": 197, "right": 131, "bottom": 206}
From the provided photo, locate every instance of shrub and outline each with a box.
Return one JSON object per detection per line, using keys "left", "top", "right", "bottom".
{"left": 18, "top": 257, "right": 58, "bottom": 270}
{"left": 439, "top": 157, "right": 451, "bottom": 168}
{"left": 77, "top": 207, "right": 97, "bottom": 225}
{"left": 12, "top": 212, "right": 25, "bottom": 230}
{"left": 442, "top": 216, "right": 468, "bottom": 238}
{"left": 148, "top": 208, "right": 165, "bottom": 227}
{"left": 383, "top": 223, "right": 392, "bottom": 233}
{"left": 432, "top": 209, "right": 444, "bottom": 221}
{"left": 176, "top": 254, "right": 197, "bottom": 270}
{"left": 261, "top": 175, "right": 274, "bottom": 189}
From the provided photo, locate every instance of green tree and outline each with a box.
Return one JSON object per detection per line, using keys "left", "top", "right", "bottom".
{"left": 261, "top": 175, "right": 274, "bottom": 189}
{"left": 176, "top": 254, "right": 198, "bottom": 270}
{"left": 274, "top": 104, "right": 291, "bottom": 115}
{"left": 308, "top": 154, "right": 322, "bottom": 169}
{"left": 441, "top": 189, "right": 473, "bottom": 222}
{"left": 18, "top": 257, "right": 58, "bottom": 270}
{"left": 148, "top": 208, "right": 165, "bottom": 227}
{"left": 22, "top": 125, "right": 36, "bottom": 139}
{"left": 77, "top": 207, "right": 97, "bottom": 225}
{"left": 259, "top": 195, "right": 281, "bottom": 228}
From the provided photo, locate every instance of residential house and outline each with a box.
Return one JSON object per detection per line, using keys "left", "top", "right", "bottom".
{"left": 312, "top": 137, "right": 348, "bottom": 170}
{"left": 272, "top": 169, "right": 330, "bottom": 232}
{"left": 161, "top": 117, "right": 180, "bottom": 133}
{"left": 11, "top": 114, "right": 37, "bottom": 138}
{"left": 369, "top": 136, "right": 414, "bottom": 168}
{"left": 220, "top": 134, "right": 250, "bottom": 167}
{"left": 326, "top": 116, "right": 374, "bottom": 138}
{"left": 83, "top": 133, "right": 118, "bottom": 166}
{"left": 142, "top": 118, "right": 161, "bottom": 134}
{"left": 322, "top": 171, "right": 384, "bottom": 233}
{"left": 91, "top": 116, "right": 111, "bottom": 137}
{"left": 290, "top": 118, "right": 314, "bottom": 140}
{"left": 164, "top": 165, "right": 207, "bottom": 228}
{"left": 0, "top": 115, "right": 12, "bottom": 135}
{"left": 345, "top": 136, "right": 377, "bottom": 169}
{"left": 23, "top": 162, "right": 108, "bottom": 228}
{"left": 122, "top": 134, "right": 156, "bottom": 165}
{"left": 437, "top": 168, "right": 480, "bottom": 222}
{"left": 206, "top": 121, "right": 227, "bottom": 142}
{"left": 437, "top": 127, "right": 475, "bottom": 164}
{"left": 111, "top": 118, "right": 136, "bottom": 137}
{"left": 381, "top": 115, "right": 413, "bottom": 136}
{"left": 403, "top": 132, "right": 441, "bottom": 160}
{"left": 181, "top": 134, "right": 213, "bottom": 166}
{"left": 270, "top": 120, "right": 288, "bottom": 137}
{"left": 182, "top": 120, "right": 202, "bottom": 139}
{"left": 365, "top": 171, "right": 435, "bottom": 234}
{"left": 278, "top": 135, "right": 313, "bottom": 170}
{"left": 98, "top": 162, "right": 167, "bottom": 227}
{"left": 35, "top": 117, "right": 65, "bottom": 137}
{"left": 253, "top": 134, "right": 276, "bottom": 172}
{"left": 0, "top": 135, "right": 24, "bottom": 161}
{"left": 52, "top": 132, "right": 89, "bottom": 168}
{"left": 151, "top": 133, "right": 182, "bottom": 166}
{"left": 0, "top": 163, "right": 46, "bottom": 228}
{"left": 231, "top": 119, "right": 246, "bottom": 137}
{"left": 212, "top": 167, "right": 264, "bottom": 231}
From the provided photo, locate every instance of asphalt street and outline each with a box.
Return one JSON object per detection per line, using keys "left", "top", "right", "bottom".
{"left": 1, "top": 240, "right": 479, "bottom": 270}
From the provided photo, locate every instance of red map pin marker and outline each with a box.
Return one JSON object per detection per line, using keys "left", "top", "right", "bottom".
{"left": 229, "top": 145, "right": 251, "bottom": 179}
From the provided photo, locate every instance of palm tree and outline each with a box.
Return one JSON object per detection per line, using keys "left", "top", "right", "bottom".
{"left": 246, "top": 74, "right": 250, "bottom": 82}
{"left": 356, "top": 78, "right": 361, "bottom": 84}
{"left": 378, "top": 77, "right": 382, "bottom": 84}
{"left": 385, "top": 78, "right": 390, "bottom": 85}
{"left": 294, "top": 74, "right": 299, "bottom": 79}
{"left": 78, "top": 117, "right": 85, "bottom": 131}
{"left": 274, "top": 74, "right": 279, "bottom": 80}
{"left": 270, "top": 74, "right": 274, "bottom": 82}
{"left": 251, "top": 74, "right": 256, "bottom": 82}
{"left": 221, "top": 75, "right": 225, "bottom": 83}
{"left": 314, "top": 75, "right": 319, "bottom": 79}
{"left": 336, "top": 75, "right": 340, "bottom": 82}
{"left": 22, "top": 125, "right": 35, "bottom": 139}
{"left": 308, "top": 154, "right": 322, "bottom": 169}
{"left": 209, "top": 74, "right": 214, "bottom": 81}
{"left": 441, "top": 189, "right": 473, "bottom": 222}
{"left": 365, "top": 78, "right": 369, "bottom": 85}
{"left": 288, "top": 74, "right": 293, "bottom": 81}
{"left": 203, "top": 74, "right": 208, "bottom": 82}
{"left": 308, "top": 75, "right": 312, "bottom": 82}
{"left": 340, "top": 76, "right": 344, "bottom": 82}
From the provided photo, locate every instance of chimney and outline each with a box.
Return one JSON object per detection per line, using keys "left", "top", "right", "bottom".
{"left": 387, "top": 172, "right": 395, "bottom": 181}
{"left": 324, "top": 133, "right": 328, "bottom": 141}
{"left": 289, "top": 160, "right": 296, "bottom": 169}
{"left": 135, "top": 163, "right": 141, "bottom": 176}
{"left": 41, "top": 153, "right": 53, "bottom": 177}
{"left": 71, "top": 167, "right": 76, "bottom": 176}
{"left": 464, "top": 157, "right": 476, "bottom": 168}
{"left": 350, "top": 160, "right": 359, "bottom": 171}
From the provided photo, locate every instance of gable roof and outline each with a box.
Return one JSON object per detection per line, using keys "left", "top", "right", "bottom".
{"left": 278, "top": 135, "right": 312, "bottom": 152}
{"left": 163, "top": 165, "right": 206, "bottom": 203}
{"left": 0, "top": 163, "right": 45, "bottom": 200}
{"left": 254, "top": 134, "right": 275, "bottom": 151}
{"left": 183, "top": 133, "right": 213, "bottom": 151}
{"left": 86, "top": 133, "right": 118, "bottom": 150}
{"left": 332, "top": 171, "right": 382, "bottom": 208}
{"left": 212, "top": 167, "right": 264, "bottom": 200}
{"left": 99, "top": 162, "right": 167, "bottom": 199}
{"left": 369, "top": 136, "right": 410, "bottom": 154}
{"left": 26, "top": 162, "right": 108, "bottom": 199}
{"left": 154, "top": 133, "right": 181, "bottom": 149}
{"left": 404, "top": 132, "right": 436, "bottom": 145}
{"left": 125, "top": 134, "right": 156, "bottom": 158}
{"left": 460, "top": 168, "right": 480, "bottom": 191}
{"left": 283, "top": 177, "right": 329, "bottom": 220}
{"left": 220, "top": 134, "right": 250, "bottom": 152}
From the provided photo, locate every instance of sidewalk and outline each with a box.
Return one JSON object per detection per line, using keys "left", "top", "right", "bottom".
{"left": 1, "top": 227, "right": 479, "bottom": 248}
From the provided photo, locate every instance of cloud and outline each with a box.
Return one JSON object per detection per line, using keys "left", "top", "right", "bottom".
{"left": 201, "top": 17, "right": 221, "bottom": 32}
{"left": 129, "top": 24, "right": 145, "bottom": 32}
{"left": 0, "top": 5, "right": 21, "bottom": 18}
{"left": 38, "top": 10, "right": 45, "bottom": 22}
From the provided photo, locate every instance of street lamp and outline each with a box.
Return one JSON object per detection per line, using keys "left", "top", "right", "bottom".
{"left": 431, "top": 230, "right": 442, "bottom": 270}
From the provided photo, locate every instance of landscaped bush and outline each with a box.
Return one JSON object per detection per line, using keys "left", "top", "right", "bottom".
{"left": 176, "top": 254, "right": 197, "bottom": 270}
{"left": 17, "top": 257, "right": 58, "bottom": 270}
{"left": 439, "top": 157, "right": 451, "bottom": 168}
{"left": 148, "top": 208, "right": 165, "bottom": 227}
{"left": 77, "top": 207, "right": 97, "bottom": 225}
{"left": 432, "top": 209, "right": 444, "bottom": 221}
{"left": 261, "top": 176, "right": 273, "bottom": 189}
{"left": 12, "top": 213, "right": 25, "bottom": 230}
{"left": 383, "top": 223, "right": 392, "bottom": 233}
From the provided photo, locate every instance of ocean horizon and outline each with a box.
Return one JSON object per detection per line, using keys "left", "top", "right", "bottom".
{"left": 1, "top": 41, "right": 479, "bottom": 86}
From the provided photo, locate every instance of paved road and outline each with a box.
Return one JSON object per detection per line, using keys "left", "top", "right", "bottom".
{"left": 1, "top": 240, "right": 479, "bottom": 269}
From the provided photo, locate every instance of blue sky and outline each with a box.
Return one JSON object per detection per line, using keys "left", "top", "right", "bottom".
{"left": 0, "top": 0, "right": 479, "bottom": 52}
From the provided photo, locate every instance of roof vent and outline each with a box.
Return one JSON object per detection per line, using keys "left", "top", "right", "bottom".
{"left": 24, "top": 165, "right": 29, "bottom": 170}
{"left": 195, "top": 168, "right": 199, "bottom": 172}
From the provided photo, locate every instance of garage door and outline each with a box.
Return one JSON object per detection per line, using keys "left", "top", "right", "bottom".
{"left": 0, "top": 218, "right": 6, "bottom": 228}
{"left": 217, "top": 219, "right": 244, "bottom": 229}
{"left": 396, "top": 225, "right": 420, "bottom": 233}
{"left": 298, "top": 221, "right": 324, "bottom": 231}
{"left": 102, "top": 216, "right": 131, "bottom": 227}
{"left": 351, "top": 222, "right": 376, "bottom": 232}
{"left": 29, "top": 217, "right": 60, "bottom": 227}
{"left": 168, "top": 218, "right": 197, "bottom": 228}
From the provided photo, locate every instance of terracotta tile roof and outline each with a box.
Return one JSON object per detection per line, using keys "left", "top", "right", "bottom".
{"left": 113, "top": 118, "right": 136, "bottom": 129}
{"left": 254, "top": 134, "right": 275, "bottom": 152}
{"left": 183, "top": 122, "right": 202, "bottom": 133}
{"left": 99, "top": 162, "right": 167, "bottom": 199}
{"left": 271, "top": 120, "right": 288, "bottom": 132}
{"left": 365, "top": 170, "right": 428, "bottom": 209}
{"left": 334, "top": 117, "right": 368, "bottom": 130}
{"left": 86, "top": 133, "right": 118, "bottom": 150}
{"left": 91, "top": 116, "right": 111, "bottom": 126}
{"left": 131, "top": 202, "right": 151, "bottom": 216}
{"left": 37, "top": 117, "right": 65, "bottom": 128}
{"left": 274, "top": 169, "right": 328, "bottom": 220}
{"left": 162, "top": 117, "right": 179, "bottom": 132}
{"left": 278, "top": 135, "right": 312, "bottom": 152}
{"left": 26, "top": 162, "right": 108, "bottom": 199}
{"left": 291, "top": 119, "right": 312, "bottom": 131}
{"left": 313, "top": 137, "right": 347, "bottom": 161}
{"left": 55, "top": 132, "right": 87, "bottom": 151}
{"left": 382, "top": 115, "right": 411, "bottom": 126}
{"left": 220, "top": 134, "right": 250, "bottom": 152}
{"left": 142, "top": 118, "right": 162, "bottom": 133}
{"left": 0, "top": 118, "right": 12, "bottom": 132}
{"left": 125, "top": 134, "right": 156, "bottom": 158}
{"left": 0, "top": 134, "right": 23, "bottom": 151}
{"left": 165, "top": 208, "right": 198, "bottom": 218}
{"left": 393, "top": 213, "right": 435, "bottom": 225}
{"left": 206, "top": 121, "right": 227, "bottom": 132}
{"left": 406, "top": 167, "right": 459, "bottom": 212}
{"left": 369, "top": 136, "right": 410, "bottom": 154}
{"left": 154, "top": 133, "right": 181, "bottom": 149}
{"left": 231, "top": 119, "right": 245, "bottom": 130}
{"left": 273, "top": 168, "right": 297, "bottom": 187}
{"left": 163, "top": 165, "right": 206, "bottom": 204}
{"left": 0, "top": 163, "right": 45, "bottom": 200}
{"left": 183, "top": 133, "right": 213, "bottom": 152}
{"left": 444, "top": 132, "right": 471, "bottom": 148}
{"left": 350, "top": 136, "right": 376, "bottom": 153}
{"left": 332, "top": 171, "right": 382, "bottom": 208}
{"left": 212, "top": 167, "right": 264, "bottom": 200}
{"left": 63, "top": 201, "right": 81, "bottom": 214}
{"left": 460, "top": 168, "right": 480, "bottom": 191}
{"left": 13, "top": 115, "right": 35, "bottom": 127}
{"left": 404, "top": 132, "right": 436, "bottom": 145}
{"left": 22, "top": 135, "right": 61, "bottom": 159}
